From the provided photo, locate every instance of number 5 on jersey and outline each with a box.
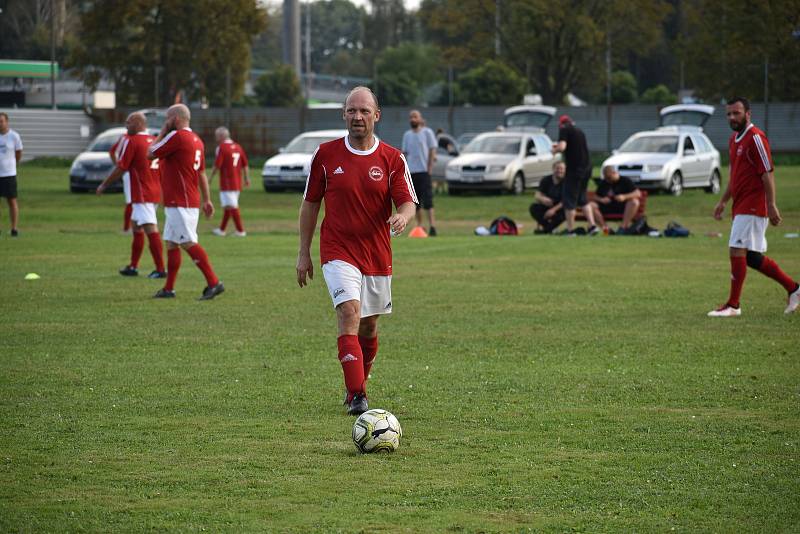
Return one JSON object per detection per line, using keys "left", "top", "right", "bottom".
{"left": 193, "top": 149, "right": 202, "bottom": 171}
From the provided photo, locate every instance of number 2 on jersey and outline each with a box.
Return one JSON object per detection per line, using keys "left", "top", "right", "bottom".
{"left": 193, "top": 149, "right": 202, "bottom": 171}
{"left": 150, "top": 158, "right": 159, "bottom": 170}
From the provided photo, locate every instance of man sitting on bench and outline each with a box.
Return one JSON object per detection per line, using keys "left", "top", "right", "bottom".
{"left": 529, "top": 161, "right": 566, "bottom": 234}
{"left": 589, "top": 165, "right": 642, "bottom": 234}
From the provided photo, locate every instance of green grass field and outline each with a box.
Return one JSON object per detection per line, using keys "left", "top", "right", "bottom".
{"left": 1, "top": 165, "right": 799, "bottom": 532}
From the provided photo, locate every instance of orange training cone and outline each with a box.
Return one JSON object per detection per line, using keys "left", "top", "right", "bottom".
{"left": 408, "top": 226, "right": 428, "bottom": 238}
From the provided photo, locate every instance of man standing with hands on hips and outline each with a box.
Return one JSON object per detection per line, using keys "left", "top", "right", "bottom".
{"left": 149, "top": 103, "right": 224, "bottom": 300}
{"left": 402, "top": 109, "right": 437, "bottom": 236}
{"left": 296, "top": 86, "right": 417, "bottom": 415}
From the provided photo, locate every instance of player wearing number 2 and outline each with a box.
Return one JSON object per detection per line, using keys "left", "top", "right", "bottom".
{"left": 210, "top": 126, "right": 250, "bottom": 237}
{"left": 149, "top": 104, "right": 224, "bottom": 300}
{"left": 97, "top": 112, "right": 166, "bottom": 279}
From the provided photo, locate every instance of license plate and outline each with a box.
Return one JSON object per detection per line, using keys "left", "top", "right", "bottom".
{"left": 86, "top": 172, "right": 104, "bottom": 182}
{"left": 280, "top": 175, "right": 303, "bottom": 182}
{"left": 461, "top": 174, "right": 483, "bottom": 183}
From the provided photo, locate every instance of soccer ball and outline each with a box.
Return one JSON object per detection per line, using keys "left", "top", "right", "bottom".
{"left": 352, "top": 409, "right": 402, "bottom": 453}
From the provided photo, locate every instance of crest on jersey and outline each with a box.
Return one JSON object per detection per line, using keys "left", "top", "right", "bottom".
{"left": 368, "top": 166, "right": 385, "bottom": 181}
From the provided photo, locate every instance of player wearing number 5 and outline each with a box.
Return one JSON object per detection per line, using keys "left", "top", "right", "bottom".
{"left": 149, "top": 104, "right": 224, "bottom": 300}
{"left": 210, "top": 126, "right": 250, "bottom": 237}
{"left": 96, "top": 112, "right": 166, "bottom": 279}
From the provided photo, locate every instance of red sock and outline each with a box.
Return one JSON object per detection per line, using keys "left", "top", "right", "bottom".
{"left": 165, "top": 248, "right": 181, "bottom": 291}
{"left": 359, "top": 335, "right": 378, "bottom": 380}
{"left": 338, "top": 335, "right": 365, "bottom": 396}
{"left": 187, "top": 244, "right": 219, "bottom": 287}
{"left": 123, "top": 204, "right": 132, "bottom": 231}
{"left": 232, "top": 208, "right": 244, "bottom": 233}
{"left": 147, "top": 231, "right": 165, "bottom": 272}
{"left": 220, "top": 208, "right": 231, "bottom": 231}
{"left": 757, "top": 256, "right": 798, "bottom": 293}
{"left": 130, "top": 231, "right": 145, "bottom": 268}
{"left": 727, "top": 256, "right": 747, "bottom": 308}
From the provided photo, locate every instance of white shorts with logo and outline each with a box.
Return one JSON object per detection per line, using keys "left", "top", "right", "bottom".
{"left": 322, "top": 260, "right": 392, "bottom": 317}
{"left": 219, "top": 190, "right": 240, "bottom": 208}
{"left": 131, "top": 202, "right": 158, "bottom": 226}
{"left": 122, "top": 172, "right": 131, "bottom": 204}
{"left": 729, "top": 214, "right": 768, "bottom": 252}
{"left": 164, "top": 207, "right": 200, "bottom": 244}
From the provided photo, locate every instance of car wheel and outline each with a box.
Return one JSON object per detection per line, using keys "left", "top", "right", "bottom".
{"left": 705, "top": 169, "right": 721, "bottom": 194}
{"left": 668, "top": 172, "right": 683, "bottom": 196}
{"left": 70, "top": 185, "right": 85, "bottom": 193}
{"left": 511, "top": 173, "right": 525, "bottom": 195}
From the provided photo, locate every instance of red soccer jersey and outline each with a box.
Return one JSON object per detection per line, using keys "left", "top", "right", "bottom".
{"left": 109, "top": 135, "right": 125, "bottom": 164}
{"left": 728, "top": 123, "right": 773, "bottom": 218}
{"left": 303, "top": 136, "right": 418, "bottom": 275}
{"left": 116, "top": 131, "right": 161, "bottom": 203}
{"left": 150, "top": 127, "right": 205, "bottom": 208}
{"left": 215, "top": 140, "right": 248, "bottom": 191}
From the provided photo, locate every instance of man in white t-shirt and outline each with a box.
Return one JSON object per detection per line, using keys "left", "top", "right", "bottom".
{"left": 401, "top": 110, "right": 438, "bottom": 235}
{"left": 0, "top": 112, "right": 23, "bottom": 237}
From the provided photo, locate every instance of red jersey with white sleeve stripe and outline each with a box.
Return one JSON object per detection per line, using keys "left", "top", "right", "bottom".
{"left": 150, "top": 127, "right": 205, "bottom": 208}
{"left": 214, "top": 139, "right": 248, "bottom": 191}
{"left": 728, "top": 123, "right": 773, "bottom": 218}
{"left": 303, "top": 136, "right": 417, "bottom": 275}
{"left": 116, "top": 131, "right": 161, "bottom": 203}
{"left": 109, "top": 135, "right": 125, "bottom": 164}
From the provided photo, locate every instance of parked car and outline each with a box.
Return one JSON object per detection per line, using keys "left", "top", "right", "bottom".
{"left": 455, "top": 132, "right": 480, "bottom": 149}
{"left": 503, "top": 105, "right": 558, "bottom": 131}
{"left": 262, "top": 130, "right": 347, "bottom": 192}
{"left": 444, "top": 131, "right": 557, "bottom": 195}
{"left": 601, "top": 104, "right": 721, "bottom": 196}
{"left": 69, "top": 126, "right": 157, "bottom": 193}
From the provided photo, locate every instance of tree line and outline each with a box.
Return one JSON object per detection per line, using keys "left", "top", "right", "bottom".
{"left": 1, "top": 0, "right": 798, "bottom": 107}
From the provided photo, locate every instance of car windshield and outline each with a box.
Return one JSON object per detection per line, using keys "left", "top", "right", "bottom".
{"left": 88, "top": 132, "right": 123, "bottom": 152}
{"left": 618, "top": 135, "right": 678, "bottom": 154}
{"left": 463, "top": 136, "right": 521, "bottom": 155}
{"left": 285, "top": 135, "right": 340, "bottom": 153}
{"left": 504, "top": 111, "right": 551, "bottom": 129}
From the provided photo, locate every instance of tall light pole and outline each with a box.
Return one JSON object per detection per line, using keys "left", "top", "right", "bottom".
{"left": 50, "top": 0, "right": 56, "bottom": 110}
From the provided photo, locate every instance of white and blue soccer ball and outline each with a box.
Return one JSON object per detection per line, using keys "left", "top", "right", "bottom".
{"left": 352, "top": 409, "right": 402, "bottom": 453}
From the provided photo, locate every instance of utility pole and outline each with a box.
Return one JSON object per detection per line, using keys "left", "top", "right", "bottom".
{"left": 494, "top": 0, "right": 501, "bottom": 57}
{"left": 605, "top": 31, "right": 612, "bottom": 153}
{"left": 225, "top": 64, "right": 232, "bottom": 128}
{"left": 763, "top": 56, "right": 769, "bottom": 137}
{"left": 50, "top": 0, "right": 56, "bottom": 110}
{"left": 305, "top": 1, "right": 311, "bottom": 103}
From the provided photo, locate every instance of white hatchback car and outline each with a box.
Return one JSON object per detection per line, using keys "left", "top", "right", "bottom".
{"left": 262, "top": 129, "right": 347, "bottom": 192}
{"left": 601, "top": 104, "right": 721, "bottom": 196}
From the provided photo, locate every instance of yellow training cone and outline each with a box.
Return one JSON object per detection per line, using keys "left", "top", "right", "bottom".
{"left": 408, "top": 226, "right": 428, "bottom": 238}
{"left": 24, "top": 273, "right": 41, "bottom": 280}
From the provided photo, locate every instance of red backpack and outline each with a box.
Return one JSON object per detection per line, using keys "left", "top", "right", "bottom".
{"left": 489, "top": 216, "right": 518, "bottom": 235}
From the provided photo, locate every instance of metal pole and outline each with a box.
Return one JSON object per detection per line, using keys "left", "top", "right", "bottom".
{"left": 154, "top": 66, "right": 160, "bottom": 107}
{"left": 448, "top": 64, "right": 454, "bottom": 134}
{"left": 50, "top": 0, "right": 56, "bottom": 110}
{"left": 763, "top": 56, "right": 769, "bottom": 137}
{"left": 305, "top": 1, "right": 311, "bottom": 102}
{"left": 605, "top": 32, "right": 612, "bottom": 153}
{"left": 494, "top": 0, "right": 501, "bottom": 57}
{"left": 225, "top": 64, "right": 232, "bottom": 128}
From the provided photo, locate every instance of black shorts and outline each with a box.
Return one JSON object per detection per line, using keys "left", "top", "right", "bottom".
{"left": 411, "top": 172, "right": 433, "bottom": 209}
{"left": 0, "top": 176, "right": 17, "bottom": 199}
{"left": 599, "top": 201, "right": 627, "bottom": 215}
{"left": 561, "top": 168, "right": 591, "bottom": 210}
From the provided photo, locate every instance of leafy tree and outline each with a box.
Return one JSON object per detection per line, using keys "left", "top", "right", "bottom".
{"left": 374, "top": 43, "right": 443, "bottom": 105}
{"left": 70, "top": 0, "right": 266, "bottom": 106}
{"left": 680, "top": 0, "right": 800, "bottom": 101}
{"left": 640, "top": 84, "right": 677, "bottom": 105}
{"left": 611, "top": 71, "right": 637, "bottom": 103}
{"left": 254, "top": 65, "right": 304, "bottom": 107}
{"left": 363, "top": 0, "right": 418, "bottom": 52}
{"left": 308, "top": 0, "right": 366, "bottom": 73}
{"left": 458, "top": 60, "right": 527, "bottom": 105}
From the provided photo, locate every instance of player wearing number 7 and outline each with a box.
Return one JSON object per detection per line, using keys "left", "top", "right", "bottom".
{"left": 96, "top": 112, "right": 166, "bottom": 279}
{"left": 210, "top": 126, "right": 250, "bottom": 237}
{"left": 148, "top": 104, "right": 224, "bottom": 300}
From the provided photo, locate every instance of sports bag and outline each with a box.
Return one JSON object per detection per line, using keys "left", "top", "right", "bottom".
{"left": 489, "top": 216, "right": 518, "bottom": 235}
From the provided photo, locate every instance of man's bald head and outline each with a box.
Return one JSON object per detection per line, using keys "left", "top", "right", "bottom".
{"left": 126, "top": 112, "right": 147, "bottom": 135}
{"left": 344, "top": 86, "right": 379, "bottom": 111}
{"left": 167, "top": 103, "right": 191, "bottom": 128}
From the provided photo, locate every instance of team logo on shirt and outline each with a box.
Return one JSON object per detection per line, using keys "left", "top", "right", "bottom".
{"left": 368, "top": 166, "right": 385, "bottom": 181}
{"left": 737, "top": 146, "right": 743, "bottom": 156}
{"left": 333, "top": 166, "right": 344, "bottom": 175}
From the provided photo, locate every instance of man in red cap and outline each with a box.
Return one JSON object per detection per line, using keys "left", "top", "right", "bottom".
{"left": 552, "top": 115, "right": 598, "bottom": 235}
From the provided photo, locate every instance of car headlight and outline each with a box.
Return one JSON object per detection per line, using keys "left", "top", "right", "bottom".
{"left": 646, "top": 164, "right": 663, "bottom": 173}
{"left": 263, "top": 165, "right": 280, "bottom": 175}
{"left": 70, "top": 161, "right": 86, "bottom": 176}
{"left": 445, "top": 166, "right": 460, "bottom": 179}
{"left": 486, "top": 165, "right": 506, "bottom": 174}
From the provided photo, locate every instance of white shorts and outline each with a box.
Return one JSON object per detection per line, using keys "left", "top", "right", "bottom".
{"left": 219, "top": 190, "right": 240, "bottom": 208}
{"left": 163, "top": 207, "right": 199, "bottom": 244}
{"left": 729, "top": 214, "right": 768, "bottom": 252}
{"left": 131, "top": 202, "right": 158, "bottom": 226}
{"left": 122, "top": 172, "right": 131, "bottom": 204}
{"left": 322, "top": 260, "right": 392, "bottom": 317}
